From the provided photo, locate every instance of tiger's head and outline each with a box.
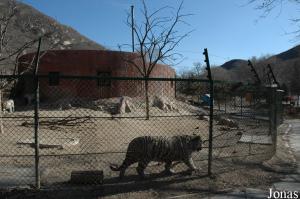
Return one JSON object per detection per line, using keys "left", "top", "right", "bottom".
{"left": 189, "top": 135, "right": 202, "bottom": 151}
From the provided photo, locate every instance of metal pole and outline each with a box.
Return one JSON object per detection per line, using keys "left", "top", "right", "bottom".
{"left": 277, "top": 89, "right": 284, "bottom": 124}
{"left": 268, "top": 87, "right": 272, "bottom": 136}
{"left": 34, "top": 37, "right": 42, "bottom": 189}
{"left": 131, "top": 5, "right": 135, "bottom": 52}
{"left": 240, "top": 95, "right": 243, "bottom": 117}
{"left": 272, "top": 86, "right": 278, "bottom": 152}
{"left": 174, "top": 80, "right": 176, "bottom": 98}
{"left": 234, "top": 96, "right": 236, "bottom": 107}
{"left": 224, "top": 94, "right": 227, "bottom": 114}
{"left": 267, "top": 64, "right": 279, "bottom": 87}
{"left": 247, "top": 60, "right": 261, "bottom": 85}
{"left": 268, "top": 86, "right": 277, "bottom": 137}
{"left": 203, "top": 48, "right": 213, "bottom": 177}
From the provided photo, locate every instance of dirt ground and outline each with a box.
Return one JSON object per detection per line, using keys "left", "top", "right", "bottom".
{"left": 0, "top": 101, "right": 283, "bottom": 198}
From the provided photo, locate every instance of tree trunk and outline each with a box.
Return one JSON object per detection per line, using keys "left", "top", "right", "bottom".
{"left": 145, "top": 79, "right": 150, "bottom": 120}
{"left": 0, "top": 89, "right": 4, "bottom": 134}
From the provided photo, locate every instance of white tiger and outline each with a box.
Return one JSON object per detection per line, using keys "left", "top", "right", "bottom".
{"left": 110, "top": 135, "right": 202, "bottom": 179}
{"left": 2, "top": 99, "right": 14, "bottom": 113}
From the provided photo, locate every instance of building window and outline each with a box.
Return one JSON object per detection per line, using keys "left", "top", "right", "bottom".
{"left": 97, "top": 72, "right": 111, "bottom": 87}
{"left": 49, "top": 72, "right": 60, "bottom": 86}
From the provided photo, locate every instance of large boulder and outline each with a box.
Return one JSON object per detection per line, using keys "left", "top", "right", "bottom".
{"left": 118, "top": 96, "right": 135, "bottom": 114}
{"left": 153, "top": 96, "right": 178, "bottom": 112}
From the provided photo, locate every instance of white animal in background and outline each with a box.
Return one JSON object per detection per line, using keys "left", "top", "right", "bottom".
{"left": 2, "top": 99, "right": 14, "bottom": 113}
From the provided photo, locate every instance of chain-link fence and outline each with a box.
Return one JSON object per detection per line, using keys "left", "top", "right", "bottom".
{"left": 211, "top": 82, "right": 283, "bottom": 175}
{"left": 0, "top": 75, "right": 282, "bottom": 190}
{"left": 1, "top": 75, "right": 211, "bottom": 188}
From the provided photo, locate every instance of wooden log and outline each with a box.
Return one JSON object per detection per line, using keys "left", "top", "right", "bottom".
{"left": 70, "top": 170, "right": 103, "bottom": 185}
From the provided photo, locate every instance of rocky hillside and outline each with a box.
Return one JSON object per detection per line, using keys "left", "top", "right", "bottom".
{"left": 0, "top": 0, "right": 105, "bottom": 73}
{"left": 275, "top": 45, "right": 300, "bottom": 61}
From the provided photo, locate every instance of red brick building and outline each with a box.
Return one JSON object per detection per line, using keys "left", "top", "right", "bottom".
{"left": 17, "top": 50, "right": 175, "bottom": 100}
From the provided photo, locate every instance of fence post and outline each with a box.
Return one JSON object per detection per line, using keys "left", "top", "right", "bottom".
{"left": 267, "top": 84, "right": 278, "bottom": 151}
{"left": 276, "top": 89, "right": 284, "bottom": 125}
{"left": 203, "top": 48, "right": 214, "bottom": 178}
{"left": 240, "top": 95, "right": 243, "bottom": 117}
{"left": 224, "top": 94, "right": 230, "bottom": 114}
{"left": 34, "top": 38, "right": 42, "bottom": 189}
{"left": 174, "top": 80, "right": 177, "bottom": 98}
{"left": 271, "top": 85, "right": 278, "bottom": 152}
{"left": 273, "top": 87, "right": 278, "bottom": 152}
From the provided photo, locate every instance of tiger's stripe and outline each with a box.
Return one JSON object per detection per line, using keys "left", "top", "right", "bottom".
{"left": 110, "top": 135, "right": 202, "bottom": 179}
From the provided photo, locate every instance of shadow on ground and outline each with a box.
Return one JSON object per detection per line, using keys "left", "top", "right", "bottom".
{"left": 1, "top": 171, "right": 212, "bottom": 199}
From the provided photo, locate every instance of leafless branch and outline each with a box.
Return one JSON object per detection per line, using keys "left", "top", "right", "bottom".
{"left": 0, "top": 0, "right": 16, "bottom": 54}
{"left": 126, "top": 0, "right": 191, "bottom": 77}
{"left": 21, "top": 115, "right": 92, "bottom": 128}
{"left": 248, "top": 0, "right": 300, "bottom": 38}
{"left": 0, "top": 0, "right": 61, "bottom": 89}
{"left": 124, "top": 0, "right": 192, "bottom": 119}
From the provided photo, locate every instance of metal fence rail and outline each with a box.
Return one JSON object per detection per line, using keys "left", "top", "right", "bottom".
{"left": 0, "top": 75, "right": 282, "bottom": 189}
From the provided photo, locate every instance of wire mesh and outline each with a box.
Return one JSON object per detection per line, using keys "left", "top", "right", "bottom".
{"left": 1, "top": 76, "right": 212, "bottom": 188}
{"left": 0, "top": 75, "right": 281, "bottom": 189}
{"left": 211, "top": 82, "right": 278, "bottom": 175}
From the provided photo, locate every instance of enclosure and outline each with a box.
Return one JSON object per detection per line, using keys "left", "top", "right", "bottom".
{"left": 0, "top": 75, "right": 283, "bottom": 194}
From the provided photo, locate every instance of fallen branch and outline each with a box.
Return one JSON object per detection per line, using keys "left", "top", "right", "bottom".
{"left": 21, "top": 115, "right": 92, "bottom": 127}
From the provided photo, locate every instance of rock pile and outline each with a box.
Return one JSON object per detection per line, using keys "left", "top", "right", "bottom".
{"left": 118, "top": 97, "right": 136, "bottom": 114}
{"left": 152, "top": 96, "right": 178, "bottom": 112}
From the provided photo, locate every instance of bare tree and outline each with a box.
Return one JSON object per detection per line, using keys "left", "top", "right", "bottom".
{"left": 192, "top": 62, "right": 205, "bottom": 77}
{"left": 123, "top": 0, "right": 192, "bottom": 119}
{"left": 0, "top": 0, "right": 59, "bottom": 133}
{"left": 0, "top": 1, "right": 38, "bottom": 66}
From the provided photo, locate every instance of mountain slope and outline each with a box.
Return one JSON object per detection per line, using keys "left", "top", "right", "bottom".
{"left": 220, "top": 59, "right": 248, "bottom": 70}
{"left": 0, "top": 0, "right": 106, "bottom": 73}
{"left": 215, "top": 44, "right": 300, "bottom": 93}
{"left": 275, "top": 45, "right": 300, "bottom": 61}
{"left": 14, "top": 0, "right": 106, "bottom": 50}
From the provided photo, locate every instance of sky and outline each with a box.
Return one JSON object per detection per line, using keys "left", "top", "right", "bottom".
{"left": 21, "top": 0, "right": 299, "bottom": 73}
